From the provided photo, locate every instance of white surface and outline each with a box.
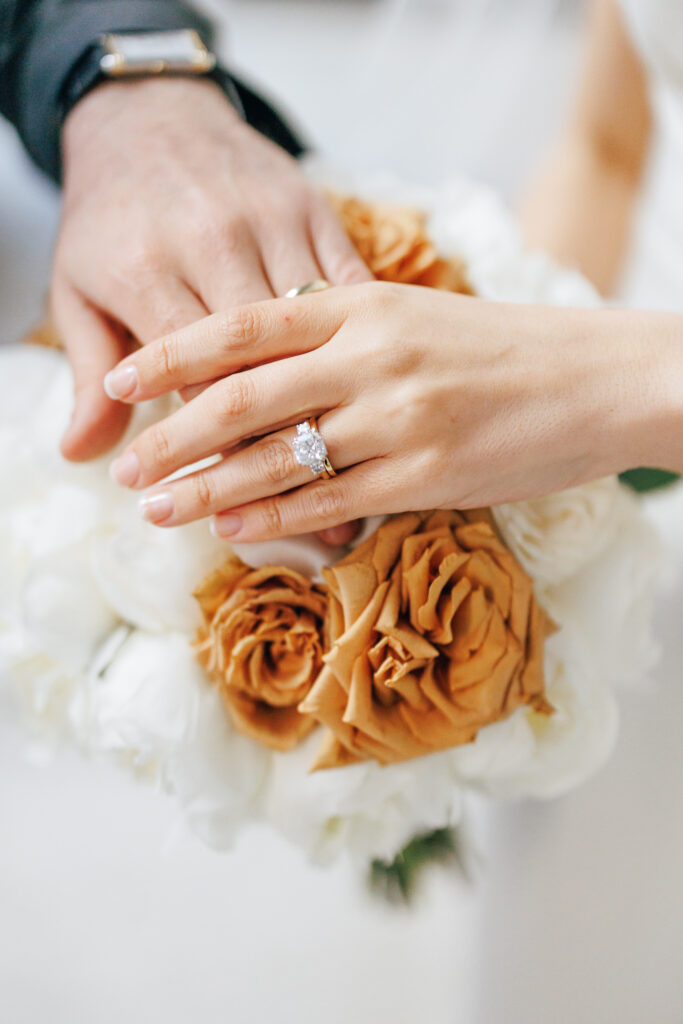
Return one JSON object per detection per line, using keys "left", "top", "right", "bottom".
{"left": 1, "top": 2, "right": 682, "bottom": 1023}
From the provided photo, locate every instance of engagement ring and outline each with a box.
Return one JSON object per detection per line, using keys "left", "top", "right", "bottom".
{"left": 292, "top": 418, "right": 336, "bottom": 478}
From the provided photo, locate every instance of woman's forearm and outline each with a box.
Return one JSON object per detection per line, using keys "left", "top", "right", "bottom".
{"left": 519, "top": 0, "right": 651, "bottom": 297}
{"left": 519, "top": 133, "right": 642, "bottom": 296}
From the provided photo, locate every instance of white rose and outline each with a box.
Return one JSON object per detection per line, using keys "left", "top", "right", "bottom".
{"left": 264, "top": 738, "right": 462, "bottom": 863}
{"left": 493, "top": 477, "right": 624, "bottom": 591}
{"left": 450, "top": 632, "right": 620, "bottom": 799}
{"left": 21, "top": 542, "right": 119, "bottom": 674}
{"left": 92, "top": 510, "right": 226, "bottom": 632}
{"left": 0, "top": 346, "right": 69, "bottom": 432}
{"left": 77, "top": 630, "right": 204, "bottom": 760}
{"left": 73, "top": 628, "right": 269, "bottom": 848}
{"left": 545, "top": 493, "right": 662, "bottom": 691}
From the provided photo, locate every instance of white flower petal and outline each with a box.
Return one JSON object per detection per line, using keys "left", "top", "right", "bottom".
{"left": 21, "top": 543, "right": 118, "bottom": 674}
{"left": 92, "top": 511, "right": 225, "bottom": 632}
{"left": 493, "top": 477, "right": 623, "bottom": 591}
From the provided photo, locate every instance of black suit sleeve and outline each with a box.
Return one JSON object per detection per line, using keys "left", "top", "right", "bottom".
{"left": 0, "top": 0, "right": 305, "bottom": 181}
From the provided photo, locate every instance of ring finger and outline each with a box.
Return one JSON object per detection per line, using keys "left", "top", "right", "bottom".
{"left": 109, "top": 350, "right": 346, "bottom": 490}
{"left": 136, "top": 409, "right": 376, "bottom": 527}
{"left": 259, "top": 221, "right": 327, "bottom": 299}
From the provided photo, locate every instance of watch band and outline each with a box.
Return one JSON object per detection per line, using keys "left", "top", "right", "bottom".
{"left": 59, "top": 30, "right": 244, "bottom": 124}
{"left": 57, "top": 32, "right": 308, "bottom": 175}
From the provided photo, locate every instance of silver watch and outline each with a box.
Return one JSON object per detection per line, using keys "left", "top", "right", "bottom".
{"left": 99, "top": 29, "right": 217, "bottom": 77}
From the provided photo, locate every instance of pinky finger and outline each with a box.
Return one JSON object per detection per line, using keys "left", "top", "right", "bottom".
{"left": 211, "top": 459, "right": 397, "bottom": 542}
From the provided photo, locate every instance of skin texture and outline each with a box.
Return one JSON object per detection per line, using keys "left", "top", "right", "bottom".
{"left": 54, "top": 76, "right": 371, "bottom": 464}
{"left": 105, "top": 282, "right": 683, "bottom": 541}
{"left": 67, "top": 0, "right": 682, "bottom": 542}
{"left": 520, "top": 0, "right": 651, "bottom": 293}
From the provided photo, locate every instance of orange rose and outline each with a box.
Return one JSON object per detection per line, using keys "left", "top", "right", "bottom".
{"left": 300, "top": 510, "right": 553, "bottom": 770}
{"left": 193, "top": 559, "right": 327, "bottom": 751}
{"left": 23, "top": 319, "right": 62, "bottom": 350}
{"left": 329, "top": 194, "right": 473, "bottom": 293}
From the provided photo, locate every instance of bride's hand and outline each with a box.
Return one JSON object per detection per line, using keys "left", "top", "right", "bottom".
{"left": 104, "top": 282, "right": 673, "bottom": 541}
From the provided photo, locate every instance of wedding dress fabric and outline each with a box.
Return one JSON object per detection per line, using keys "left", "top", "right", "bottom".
{"left": 476, "top": 4, "right": 683, "bottom": 1020}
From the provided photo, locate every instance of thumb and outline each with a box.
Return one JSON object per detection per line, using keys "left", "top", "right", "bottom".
{"left": 53, "top": 285, "right": 132, "bottom": 461}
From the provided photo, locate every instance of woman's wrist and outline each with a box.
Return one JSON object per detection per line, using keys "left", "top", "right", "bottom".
{"left": 590, "top": 308, "right": 683, "bottom": 475}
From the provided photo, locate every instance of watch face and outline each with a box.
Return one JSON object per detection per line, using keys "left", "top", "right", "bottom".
{"left": 100, "top": 30, "right": 216, "bottom": 76}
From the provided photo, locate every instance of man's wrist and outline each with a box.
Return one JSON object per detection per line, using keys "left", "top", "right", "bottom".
{"left": 62, "top": 75, "right": 242, "bottom": 160}
{"left": 59, "top": 32, "right": 245, "bottom": 129}
{"left": 62, "top": 70, "right": 308, "bottom": 177}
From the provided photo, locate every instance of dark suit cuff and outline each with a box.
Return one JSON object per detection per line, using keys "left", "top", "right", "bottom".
{"left": 14, "top": 1, "right": 214, "bottom": 181}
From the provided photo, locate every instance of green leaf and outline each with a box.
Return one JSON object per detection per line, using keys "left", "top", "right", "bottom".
{"left": 369, "top": 827, "right": 462, "bottom": 903}
{"left": 619, "top": 468, "right": 680, "bottom": 494}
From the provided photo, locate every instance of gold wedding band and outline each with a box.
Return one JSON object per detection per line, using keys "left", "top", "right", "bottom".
{"left": 309, "top": 417, "right": 336, "bottom": 478}
{"left": 285, "top": 279, "right": 331, "bottom": 298}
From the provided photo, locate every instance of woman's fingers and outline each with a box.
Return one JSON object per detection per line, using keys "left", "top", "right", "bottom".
{"left": 53, "top": 283, "right": 133, "bottom": 462}
{"left": 135, "top": 408, "right": 375, "bottom": 527}
{"left": 212, "top": 459, "right": 395, "bottom": 542}
{"left": 103, "top": 291, "right": 346, "bottom": 402}
{"left": 109, "top": 350, "right": 346, "bottom": 490}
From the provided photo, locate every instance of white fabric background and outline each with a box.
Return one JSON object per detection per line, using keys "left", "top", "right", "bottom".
{"left": 1, "top": 2, "right": 682, "bottom": 1022}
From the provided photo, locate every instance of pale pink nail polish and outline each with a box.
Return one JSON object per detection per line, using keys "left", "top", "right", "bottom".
{"left": 109, "top": 451, "right": 140, "bottom": 487}
{"left": 104, "top": 365, "right": 138, "bottom": 400}
{"left": 139, "top": 492, "right": 174, "bottom": 524}
{"left": 212, "top": 513, "right": 243, "bottom": 537}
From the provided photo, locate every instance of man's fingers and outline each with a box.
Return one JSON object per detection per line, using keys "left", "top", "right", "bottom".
{"left": 315, "top": 522, "right": 361, "bottom": 546}
{"left": 309, "top": 196, "right": 374, "bottom": 286}
{"left": 185, "top": 221, "right": 274, "bottom": 313}
{"left": 53, "top": 285, "right": 132, "bottom": 462}
{"left": 259, "top": 220, "right": 327, "bottom": 298}
{"left": 116, "top": 272, "right": 209, "bottom": 345}
{"left": 104, "top": 291, "right": 347, "bottom": 403}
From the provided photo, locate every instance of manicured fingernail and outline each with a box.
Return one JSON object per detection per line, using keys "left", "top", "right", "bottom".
{"left": 104, "top": 365, "right": 138, "bottom": 400}
{"left": 109, "top": 451, "right": 140, "bottom": 486}
{"left": 139, "top": 492, "right": 174, "bottom": 524}
{"left": 211, "top": 513, "right": 243, "bottom": 538}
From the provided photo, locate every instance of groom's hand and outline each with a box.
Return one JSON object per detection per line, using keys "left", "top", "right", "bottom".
{"left": 53, "top": 76, "right": 371, "bottom": 462}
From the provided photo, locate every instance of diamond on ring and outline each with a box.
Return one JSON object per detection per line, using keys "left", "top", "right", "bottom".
{"left": 292, "top": 421, "right": 328, "bottom": 476}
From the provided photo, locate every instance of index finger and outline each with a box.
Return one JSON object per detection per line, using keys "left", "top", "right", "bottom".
{"left": 102, "top": 289, "right": 349, "bottom": 403}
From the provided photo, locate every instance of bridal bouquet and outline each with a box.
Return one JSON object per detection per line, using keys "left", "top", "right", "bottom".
{"left": 0, "top": 173, "right": 660, "bottom": 865}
